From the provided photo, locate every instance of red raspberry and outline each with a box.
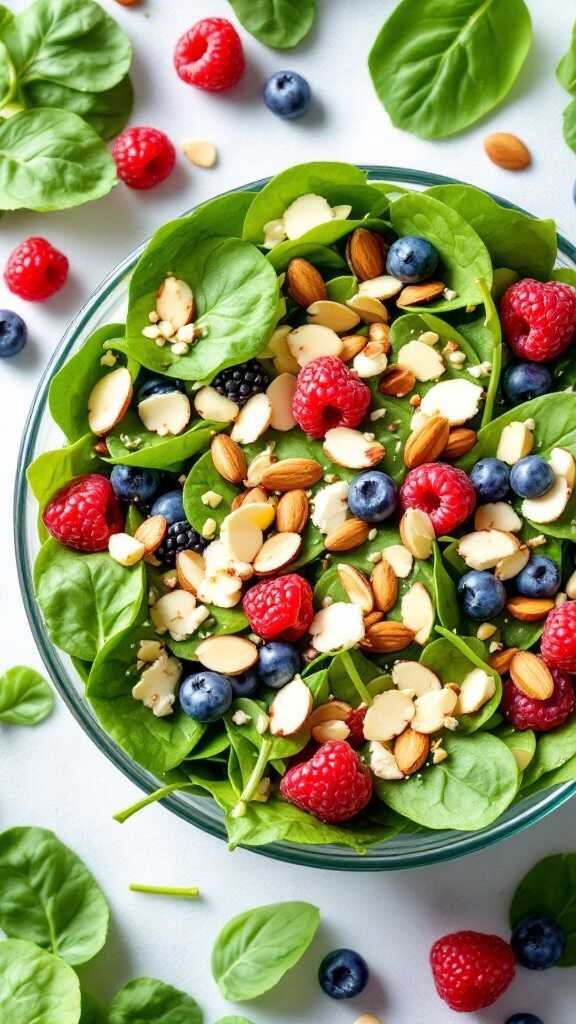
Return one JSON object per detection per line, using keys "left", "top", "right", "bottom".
{"left": 541, "top": 600, "right": 576, "bottom": 673}
{"left": 503, "top": 666, "right": 575, "bottom": 732}
{"left": 292, "top": 356, "right": 371, "bottom": 438}
{"left": 500, "top": 278, "right": 576, "bottom": 362}
{"left": 346, "top": 705, "right": 367, "bottom": 748}
{"left": 430, "top": 931, "right": 516, "bottom": 1012}
{"left": 174, "top": 18, "right": 245, "bottom": 91}
{"left": 280, "top": 740, "right": 373, "bottom": 823}
{"left": 43, "top": 475, "right": 123, "bottom": 553}
{"left": 112, "top": 127, "right": 176, "bottom": 190}
{"left": 4, "top": 237, "right": 68, "bottom": 301}
{"left": 243, "top": 574, "right": 314, "bottom": 642}
{"left": 400, "top": 463, "right": 476, "bottom": 534}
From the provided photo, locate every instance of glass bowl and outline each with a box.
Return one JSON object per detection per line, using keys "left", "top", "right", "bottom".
{"left": 15, "top": 167, "right": 576, "bottom": 871}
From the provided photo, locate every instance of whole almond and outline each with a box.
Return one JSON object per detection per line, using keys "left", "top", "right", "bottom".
{"left": 397, "top": 281, "right": 445, "bottom": 308}
{"left": 379, "top": 365, "right": 416, "bottom": 397}
{"left": 488, "top": 647, "right": 519, "bottom": 675}
{"left": 211, "top": 434, "right": 246, "bottom": 485}
{"left": 346, "top": 228, "right": 386, "bottom": 281}
{"left": 443, "top": 427, "right": 478, "bottom": 460}
{"left": 360, "top": 621, "right": 415, "bottom": 653}
{"left": 403, "top": 415, "right": 450, "bottom": 469}
{"left": 134, "top": 514, "right": 167, "bottom": 555}
{"left": 371, "top": 558, "right": 398, "bottom": 613}
{"left": 484, "top": 132, "right": 531, "bottom": 171}
{"left": 510, "top": 651, "right": 554, "bottom": 701}
{"left": 276, "top": 489, "right": 309, "bottom": 533}
{"left": 325, "top": 517, "right": 370, "bottom": 552}
{"left": 261, "top": 458, "right": 323, "bottom": 491}
{"left": 394, "top": 728, "right": 430, "bottom": 775}
{"left": 506, "top": 596, "right": 555, "bottom": 622}
{"left": 286, "top": 258, "right": 327, "bottom": 307}
{"left": 340, "top": 334, "right": 367, "bottom": 362}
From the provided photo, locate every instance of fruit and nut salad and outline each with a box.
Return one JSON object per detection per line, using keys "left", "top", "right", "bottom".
{"left": 28, "top": 162, "right": 576, "bottom": 852}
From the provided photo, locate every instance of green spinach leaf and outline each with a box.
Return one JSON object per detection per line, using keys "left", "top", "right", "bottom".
{"left": 263, "top": 240, "right": 346, "bottom": 275}
{"left": 422, "top": 630, "right": 501, "bottom": 734}
{"left": 521, "top": 714, "right": 576, "bottom": 791}
{"left": 109, "top": 977, "right": 202, "bottom": 1024}
{"left": 0, "top": 665, "right": 54, "bottom": 725}
{"left": 510, "top": 853, "right": 576, "bottom": 966}
{"left": 557, "top": 22, "right": 576, "bottom": 93}
{"left": 0, "top": 938, "right": 81, "bottom": 1024}
{"left": 23, "top": 74, "right": 133, "bottom": 140}
{"left": 106, "top": 413, "right": 217, "bottom": 470}
{"left": 563, "top": 97, "right": 576, "bottom": 154}
{"left": 48, "top": 323, "right": 126, "bottom": 442}
{"left": 228, "top": 0, "right": 315, "bottom": 49}
{"left": 80, "top": 991, "right": 106, "bottom": 1024}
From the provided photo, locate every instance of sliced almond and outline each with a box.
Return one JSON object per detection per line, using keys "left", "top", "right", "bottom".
{"left": 458, "top": 530, "right": 520, "bottom": 571}
{"left": 245, "top": 450, "right": 277, "bottom": 487}
{"left": 151, "top": 590, "right": 209, "bottom": 642}
{"left": 522, "top": 475, "right": 571, "bottom": 524}
{"left": 506, "top": 596, "right": 555, "bottom": 621}
{"left": 474, "top": 502, "right": 523, "bottom": 533}
{"left": 269, "top": 676, "right": 313, "bottom": 736}
{"left": 484, "top": 132, "right": 531, "bottom": 170}
{"left": 551, "top": 447, "right": 576, "bottom": 488}
{"left": 443, "top": 427, "right": 478, "bottom": 460}
{"left": 325, "top": 517, "right": 370, "bottom": 552}
{"left": 510, "top": 651, "right": 554, "bottom": 700}
{"left": 253, "top": 532, "right": 302, "bottom": 575}
{"left": 312, "top": 720, "right": 351, "bottom": 743}
{"left": 346, "top": 293, "right": 389, "bottom": 324}
{"left": 276, "top": 490, "right": 309, "bottom": 533}
{"left": 338, "top": 564, "right": 374, "bottom": 613}
{"left": 287, "top": 323, "right": 343, "bottom": 366}
{"left": 309, "top": 602, "right": 365, "bottom": 653}
{"left": 419, "top": 379, "right": 483, "bottom": 425}
{"left": 134, "top": 515, "right": 167, "bottom": 555}
{"left": 363, "top": 690, "right": 415, "bottom": 743}
{"left": 286, "top": 257, "right": 327, "bottom": 307}
{"left": 382, "top": 545, "right": 413, "bottom": 579}
{"left": 346, "top": 228, "right": 386, "bottom": 280}
{"left": 88, "top": 367, "right": 133, "bottom": 436}
{"left": 397, "top": 340, "right": 445, "bottom": 382}
{"left": 311, "top": 481, "right": 349, "bottom": 535}
{"left": 176, "top": 549, "right": 205, "bottom": 594}
{"left": 457, "top": 668, "right": 496, "bottom": 714}
{"left": 412, "top": 687, "right": 458, "bottom": 734}
{"left": 309, "top": 700, "right": 352, "bottom": 728}
{"left": 138, "top": 391, "right": 191, "bottom": 436}
{"left": 323, "top": 427, "right": 385, "bottom": 469}
{"left": 401, "top": 582, "right": 435, "bottom": 645}
{"left": 397, "top": 281, "right": 445, "bottom": 307}
{"left": 108, "top": 532, "right": 145, "bottom": 567}
{"left": 267, "top": 325, "right": 300, "bottom": 375}
{"left": 495, "top": 544, "right": 530, "bottom": 581}
{"left": 404, "top": 415, "right": 450, "bottom": 469}
{"left": 340, "top": 334, "right": 367, "bottom": 362}
{"left": 220, "top": 503, "right": 275, "bottom": 563}
{"left": 182, "top": 138, "right": 217, "bottom": 168}
{"left": 358, "top": 275, "right": 403, "bottom": 300}
{"left": 496, "top": 421, "right": 533, "bottom": 465}
{"left": 156, "top": 276, "right": 194, "bottom": 328}
{"left": 379, "top": 365, "right": 416, "bottom": 398}
{"left": 360, "top": 621, "right": 415, "bottom": 653}
{"left": 267, "top": 373, "right": 297, "bottom": 431}
{"left": 261, "top": 457, "right": 323, "bottom": 491}
{"left": 371, "top": 558, "right": 398, "bottom": 613}
{"left": 367, "top": 740, "right": 404, "bottom": 780}
{"left": 203, "top": 538, "right": 254, "bottom": 580}
{"left": 392, "top": 661, "right": 442, "bottom": 697}
{"left": 194, "top": 385, "right": 239, "bottom": 423}
{"left": 352, "top": 340, "right": 389, "bottom": 378}
{"left": 399, "top": 508, "right": 435, "bottom": 560}
{"left": 232, "top": 486, "right": 269, "bottom": 510}
{"left": 307, "top": 299, "right": 360, "bottom": 333}
{"left": 394, "top": 728, "right": 430, "bottom": 775}
{"left": 195, "top": 635, "right": 258, "bottom": 676}
{"left": 132, "top": 652, "right": 181, "bottom": 718}
{"left": 196, "top": 570, "right": 243, "bottom": 609}
{"left": 231, "top": 393, "right": 272, "bottom": 444}
{"left": 489, "top": 647, "right": 519, "bottom": 675}
{"left": 211, "top": 434, "right": 247, "bottom": 485}
{"left": 283, "top": 193, "right": 334, "bottom": 239}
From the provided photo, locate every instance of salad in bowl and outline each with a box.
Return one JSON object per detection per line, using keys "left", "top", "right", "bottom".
{"left": 26, "top": 161, "right": 576, "bottom": 858}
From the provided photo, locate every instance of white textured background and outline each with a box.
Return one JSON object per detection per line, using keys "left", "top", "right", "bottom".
{"left": 2, "top": 1, "right": 576, "bottom": 1021}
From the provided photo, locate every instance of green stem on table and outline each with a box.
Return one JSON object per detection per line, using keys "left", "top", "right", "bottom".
{"left": 232, "top": 738, "right": 272, "bottom": 818}
{"left": 340, "top": 648, "right": 373, "bottom": 706}
{"left": 129, "top": 883, "right": 200, "bottom": 899}
{"left": 114, "top": 781, "right": 194, "bottom": 824}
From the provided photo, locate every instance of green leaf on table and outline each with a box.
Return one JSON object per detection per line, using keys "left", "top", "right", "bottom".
{"left": 0, "top": 938, "right": 81, "bottom": 1024}
{"left": 557, "top": 21, "right": 576, "bottom": 93}
{"left": 0, "top": 665, "right": 54, "bottom": 726}
{"left": 0, "top": 826, "right": 109, "bottom": 965}
{"left": 23, "top": 74, "right": 134, "bottom": 140}
{"left": 563, "top": 97, "right": 576, "bottom": 154}
{"left": 212, "top": 901, "right": 320, "bottom": 1001}
{"left": 48, "top": 323, "right": 126, "bottom": 442}
{"left": 109, "top": 977, "right": 202, "bottom": 1024}
{"left": 510, "top": 853, "right": 576, "bottom": 966}
{"left": 368, "top": 0, "right": 532, "bottom": 140}
{"left": 228, "top": 0, "right": 315, "bottom": 49}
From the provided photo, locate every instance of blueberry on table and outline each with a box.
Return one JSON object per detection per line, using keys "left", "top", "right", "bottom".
{"left": 506, "top": 1016, "right": 544, "bottom": 1024}
{"left": 347, "top": 470, "right": 398, "bottom": 523}
{"left": 511, "top": 914, "right": 566, "bottom": 970}
{"left": 110, "top": 465, "right": 161, "bottom": 505}
{"left": 504, "top": 363, "right": 552, "bottom": 404}
{"left": 151, "top": 488, "right": 186, "bottom": 525}
{"left": 156, "top": 521, "right": 207, "bottom": 567}
{"left": 230, "top": 670, "right": 260, "bottom": 698}
{"left": 179, "top": 671, "right": 233, "bottom": 722}
{"left": 211, "top": 359, "right": 270, "bottom": 406}
{"left": 318, "top": 948, "right": 369, "bottom": 999}
{"left": 257, "top": 642, "right": 301, "bottom": 689}
{"left": 136, "top": 376, "right": 186, "bottom": 404}
{"left": 386, "top": 235, "right": 439, "bottom": 283}
{"left": 458, "top": 570, "right": 507, "bottom": 620}
{"left": 0, "top": 309, "right": 27, "bottom": 358}
{"left": 510, "top": 456, "right": 555, "bottom": 499}
{"left": 264, "top": 71, "right": 311, "bottom": 119}
{"left": 516, "top": 556, "right": 560, "bottom": 598}
{"left": 469, "top": 458, "right": 510, "bottom": 501}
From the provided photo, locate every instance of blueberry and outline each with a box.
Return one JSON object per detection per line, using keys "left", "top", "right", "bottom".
{"left": 179, "top": 671, "right": 233, "bottom": 723}
{"left": 257, "top": 642, "right": 301, "bottom": 689}
{"left": 151, "top": 489, "right": 185, "bottom": 525}
{"left": 348, "top": 470, "right": 398, "bottom": 523}
{"left": 137, "top": 376, "right": 185, "bottom": 404}
{"left": 511, "top": 914, "right": 566, "bottom": 970}
{"left": 263, "top": 71, "right": 311, "bottom": 119}
{"left": 516, "top": 556, "right": 561, "bottom": 598}
{"left": 110, "top": 465, "right": 161, "bottom": 505}
{"left": 504, "top": 363, "right": 552, "bottom": 405}
{"left": 230, "top": 670, "right": 260, "bottom": 698}
{"left": 469, "top": 458, "right": 510, "bottom": 501}
{"left": 386, "top": 236, "right": 439, "bottom": 283}
{"left": 510, "top": 456, "right": 555, "bottom": 499}
{"left": 458, "top": 570, "right": 507, "bottom": 620}
{"left": 506, "top": 1016, "right": 544, "bottom": 1024}
{"left": 318, "top": 948, "right": 369, "bottom": 1000}
{"left": 0, "top": 309, "right": 27, "bottom": 358}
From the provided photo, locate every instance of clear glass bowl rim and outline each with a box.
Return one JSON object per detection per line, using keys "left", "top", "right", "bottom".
{"left": 14, "top": 165, "right": 576, "bottom": 872}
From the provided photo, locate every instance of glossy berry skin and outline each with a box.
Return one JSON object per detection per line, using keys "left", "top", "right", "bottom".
{"left": 174, "top": 18, "right": 244, "bottom": 91}
{"left": 112, "top": 127, "right": 176, "bottom": 190}
{"left": 346, "top": 706, "right": 367, "bottom": 748}
{"left": 257, "top": 642, "right": 301, "bottom": 689}
{"left": 4, "top": 237, "right": 68, "bottom": 301}
{"left": 347, "top": 470, "right": 398, "bottom": 523}
{"left": 516, "top": 556, "right": 561, "bottom": 598}
{"left": 469, "top": 458, "right": 510, "bottom": 501}
{"left": 264, "top": 71, "right": 311, "bottom": 119}
{"left": 386, "top": 235, "right": 439, "bottom": 283}
{"left": 280, "top": 740, "right": 373, "bottom": 823}
{"left": 506, "top": 1015, "right": 544, "bottom": 1024}
{"left": 510, "top": 456, "right": 554, "bottom": 499}
{"left": 230, "top": 671, "right": 260, "bottom": 698}
{"left": 211, "top": 359, "right": 269, "bottom": 407}
{"left": 136, "top": 377, "right": 186, "bottom": 404}
{"left": 541, "top": 600, "right": 576, "bottom": 673}
{"left": 43, "top": 474, "right": 123, "bottom": 552}
{"left": 318, "top": 949, "right": 369, "bottom": 1000}
{"left": 243, "top": 574, "right": 314, "bottom": 642}
{"left": 179, "top": 671, "right": 233, "bottom": 723}
{"left": 292, "top": 356, "right": 371, "bottom": 439}
{"left": 511, "top": 915, "right": 566, "bottom": 970}
{"left": 151, "top": 489, "right": 185, "bottom": 525}
{"left": 156, "top": 521, "right": 207, "bottom": 568}
{"left": 500, "top": 278, "right": 576, "bottom": 362}
{"left": 110, "top": 465, "right": 161, "bottom": 506}
{"left": 458, "top": 570, "right": 507, "bottom": 620}
{"left": 504, "top": 362, "right": 552, "bottom": 404}
{"left": 503, "top": 666, "right": 575, "bottom": 732}
{"left": 400, "top": 463, "right": 476, "bottom": 534}
{"left": 0, "top": 310, "right": 27, "bottom": 357}
{"left": 430, "top": 931, "right": 516, "bottom": 1012}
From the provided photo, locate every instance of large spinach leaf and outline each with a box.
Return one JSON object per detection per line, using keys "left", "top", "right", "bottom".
{"left": 263, "top": 240, "right": 346, "bottom": 275}
{"left": 23, "top": 74, "right": 133, "bottom": 140}
{"left": 521, "top": 714, "right": 576, "bottom": 791}
{"left": 228, "top": 0, "right": 315, "bottom": 49}
{"left": 0, "top": 665, "right": 54, "bottom": 725}
{"left": 510, "top": 854, "right": 576, "bottom": 966}
{"left": 106, "top": 413, "right": 217, "bottom": 470}
{"left": 109, "top": 978, "right": 202, "bottom": 1024}
{"left": 27, "top": 433, "right": 100, "bottom": 517}
{"left": 0, "top": 938, "right": 81, "bottom": 1024}
{"left": 49, "top": 323, "right": 126, "bottom": 442}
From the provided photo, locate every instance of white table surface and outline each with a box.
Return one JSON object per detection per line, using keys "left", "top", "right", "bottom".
{"left": 2, "top": 1, "right": 576, "bottom": 1021}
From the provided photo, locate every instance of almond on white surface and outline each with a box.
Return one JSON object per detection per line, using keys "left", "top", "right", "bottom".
{"left": 363, "top": 690, "right": 415, "bottom": 743}
{"left": 522, "top": 474, "right": 571, "bottom": 524}
{"left": 182, "top": 138, "right": 217, "bottom": 168}
{"left": 457, "top": 668, "right": 496, "bottom": 714}
{"left": 193, "top": 385, "right": 239, "bottom": 423}
{"left": 401, "top": 582, "right": 435, "bottom": 645}
{"left": 253, "top": 532, "right": 302, "bottom": 574}
{"left": 419, "top": 379, "right": 483, "bottom": 425}
{"left": 138, "top": 391, "right": 191, "bottom": 436}
{"left": 88, "top": 367, "right": 132, "bottom": 435}
{"left": 367, "top": 740, "right": 404, "bottom": 780}
{"left": 397, "top": 340, "right": 445, "bottom": 382}
{"left": 196, "top": 635, "right": 258, "bottom": 676}
{"left": 220, "top": 503, "right": 275, "bottom": 563}
{"left": 309, "top": 602, "right": 365, "bottom": 653}
{"left": 287, "top": 323, "right": 343, "bottom": 366}
{"left": 496, "top": 421, "right": 533, "bottom": 465}
{"left": 311, "top": 480, "right": 349, "bottom": 535}
{"left": 267, "top": 373, "right": 297, "bottom": 431}
{"left": 412, "top": 687, "right": 458, "bottom": 734}
{"left": 269, "top": 676, "right": 313, "bottom": 736}
{"left": 156, "top": 276, "right": 194, "bottom": 329}
{"left": 392, "top": 661, "right": 442, "bottom": 696}
{"left": 283, "top": 193, "right": 334, "bottom": 239}
{"left": 150, "top": 590, "right": 209, "bottom": 642}
{"left": 231, "top": 393, "right": 272, "bottom": 444}
{"left": 307, "top": 299, "right": 360, "bottom": 333}
{"left": 457, "top": 529, "right": 520, "bottom": 571}
{"left": 474, "top": 502, "right": 522, "bottom": 532}
{"left": 382, "top": 545, "right": 413, "bottom": 578}
{"left": 108, "top": 532, "right": 145, "bottom": 567}
{"left": 323, "top": 427, "right": 385, "bottom": 469}
{"left": 132, "top": 652, "right": 182, "bottom": 718}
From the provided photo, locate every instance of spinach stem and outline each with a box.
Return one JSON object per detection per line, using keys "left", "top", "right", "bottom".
{"left": 234, "top": 738, "right": 272, "bottom": 814}
{"left": 340, "top": 648, "right": 373, "bottom": 706}
{"left": 129, "top": 883, "right": 200, "bottom": 899}
{"left": 114, "top": 781, "right": 192, "bottom": 824}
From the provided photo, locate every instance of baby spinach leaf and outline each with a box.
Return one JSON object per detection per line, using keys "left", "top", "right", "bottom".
{"left": 23, "top": 74, "right": 134, "bottom": 140}
{"left": 477, "top": 279, "right": 503, "bottom": 427}
{"left": 327, "top": 648, "right": 382, "bottom": 705}
{"left": 49, "top": 323, "right": 126, "bottom": 442}
{"left": 80, "top": 991, "right": 106, "bottom": 1024}
{"left": 268, "top": 216, "right": 389, "bottom": 270}
{"left": 109, "top": 977, "right": 202, "bottom": 1024}
{"left": 228, "top": 0, "right": 315, "bottom": 49}
{"left": 326, "top": 275, "right": 358, "bottom": 302}
{"left": 422, "top": 630, "right": 501, "bottom": 734}
{"left": 563, "top": 97, "right": 576, "bottom": 154}
{"left": 552, "top": 268, "right": 576, "bottom": 287}
{"left": 492, "top": 267, "right": 520, "bottom": 302}
{"left": 0, "top": 665, "right": 54, "bottom": 725}
{"left": 510, "top": 853, "right": 576, "bottom": 966}
{"left": 368, "top": 0, "right": 532, "bottom": 140}
{"left": 376, "top": 732, "right": 519, "bottom": 830}
{"left": 520, "top": 754, "right": 576, "bottom": 797}
{"left": 427, "top": 184, "right": 557, "bottom": 280}
{"left": 27, "top": 433, "right": 101, "bottom": 517}
{"left": 215, "top": 1017, "right": 254, "bottom": 1024}
{"left": 263, "top": 240, "right": 346, "bottom": 275}
{"left": 521, "top": 713, "right": 576, "bottom": 791}
{"left": 497, "top": 725, "right": 536, "bottom": 775}
{"left": 211, "top": 901, "right": 320, "bottom": 1001}
{"left": 0, "top": 4, "right": 14, "bottom": 32}
{"left": 0, "top": 938, "right": 81, "bottom": 1024}
{"left": 34, "top": 540, "right": 145, "bottom": 661}
{"left": 0, "top": 108, "right": 116, "bottom": 212}
{"left": 388, "top": 193, "right": 493, "bottom": 310}
{"left": 432, "top": 544, "right": 459, "bottom": 632}
{"left": 106, "top": 413, "right": 217, "bottom": 470}
{"left": 557, "top": 21, "right": 576, "bottom": 93}
{"left": 0, "top": 826, "right": 109, "bottom": 965}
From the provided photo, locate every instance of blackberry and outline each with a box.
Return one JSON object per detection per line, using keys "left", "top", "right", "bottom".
{"left": 211, "top": 359, "right": 270, "bottom": 406}
{"left": 156, "top": 521, "right": 207, "bottom": 567}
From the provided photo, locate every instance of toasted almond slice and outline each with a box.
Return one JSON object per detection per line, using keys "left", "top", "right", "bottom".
{"left": 397, "top": 340, "right": 445, "bottom": 382}
{"left": 311, "top": 481, "right": 349, "bottom": 535}
{"left": 309, "top": 602, "right": 365, "bottom": 653}
{"left": 261, "top": 457, "right": 323, "bottom": 491}
{"left": 267, "top": 373, "right": 297, "bottom": 432}
{"left": 340, "top": 334, "right": 367, "bottom": 362}
{"left": 325, "top": 517, "right": 370, "bottom": 552}
{"left": 443, "top": 427, "right": 478, "bottom": 459}
{"left": 135, "top": 515, "right": 167, "bottom": 555}
{"left": 211, "top": 434, "right": 247, "bottom": 485}
{"left": 392, "top": 661, "right": 442, "bottom": 696}
{"left": 182, "top": 138, "right": 217, "bottom": 168}
{"left": 382, "top": 545, "right": 413, "bottom": 578}
{"left": 195, "top": 635, "right": 258, "bottom": 676}
{"left": 412, "top": 687, "right": 458, "bottom": 734}
{"left": 88, "top": 367, "right": 133, "bottom": 436}
{"left": 496, "top": 421, "right": 533, "bottom": 465}
{"left": 551, "top": 447, "right": 576, "bottom": 488}
{"left": 419, "top": 379, "right": 483, "bottom": 425}
{"left": 194, "top": 385, "right": 239, "bottom": 423}
{"left": 276, "top": 490, "right": 309, "bottom": 533}
{"left": 108, "top": 532, "right": 145, "bottom": 567}
{"left": 394, "top": 728, "right": 430, "bottom": 775}
{"left": 176, "top": 550, "right": 206, "bottom": 594}
{"left": 456, "top": 668, "right": 496, "bottom": 714}
{"left": 220, "top": 503, "right": 275, "bottom": 563}
{"left": 338, "top": 563, "right": 374, "bottom": 613}
{"left": 397, "top": 281, "right": 445, "bottom": 307}
{"left": 287, "top": 323, "right": 343, "bottom": 366}
{"left": 269, "top": 676, "right": 313, "bottom": 736}
{"left": 510, "top": 651, "right": 554, "bottom": 700}
{"left": 474, "top": 502, "right": 523, "bottom": 533}
{"left": 231, "top": 393, "right": 272, "bottom": 444}
{"left": 283, "top": 193, "right": 334, "bottom": 239}
{"left": 346, "top": 293, "right": 389, "bottom": 323}
{"left": 401, "top": 582, "right": 435, "bottom": 645}
{"left": 506, "top": 596, "right": 555, "bottom": 621}
{"left": 522, "top": 475, "right": 571, "bottom": 524}
{"left": 203, "top": 539, "right": 253, "bottom": 580}
{"left": 307, "top": 299, "right": 360, "bottom": 333}
{"left": 312, "top": 720, "right": 351, "bottom": 743}
{"left": 399, "top": 508, "right": 435, "bottom": 560}
{"left": 253, "top": 532, "right": 302, "bottom": 575}
{"left": 489, "top": 647, "right": 519, "bottom": 674}
{"left": 363, "top": 690, "right": 415, "bottom": 743}
{"left": 495, "top": 544, "right": 530, "bottom": 581}
{"left": 309, "top": 700, "right": 352, "bottom": 728}
{"left": 156, "top": 276, "right": 194, "bottom": 328}
{"left": 458, "top": 530, "right": 520, "bottom": 571}
{"left": 358, "top": 275, "right": 403, "bottom": 300}
{"left": 371, "top": 558, "right": 398, "bottom": 613}
{"left": 323, "top": 427, "right": 385, "bottom": 469}
{"left": 367, "top": 740, "right": 404, "bottom": 780}
{"left": 138, "top": 391, "right": 191, "bottom": 436}
{"left": 151, "top": 590, "right": 210, "bottom": 643}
